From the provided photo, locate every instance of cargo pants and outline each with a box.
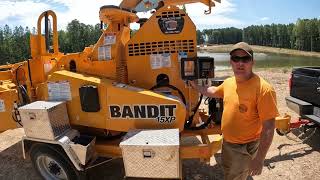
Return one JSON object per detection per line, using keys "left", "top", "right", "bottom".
{"left": 222, "top": 140, "right": 260, "bottom": 180}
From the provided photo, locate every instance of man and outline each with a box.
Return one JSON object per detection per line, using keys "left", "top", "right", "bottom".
{"left": 190, "top": 42, "right": 279, "bottom": 180}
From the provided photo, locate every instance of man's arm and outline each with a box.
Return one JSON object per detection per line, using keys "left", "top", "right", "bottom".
{"left": 249, "top": 118, "right": 275, "bottom": 176}
{"left": 189, "top": 81, "right": 222, "bottom": 98}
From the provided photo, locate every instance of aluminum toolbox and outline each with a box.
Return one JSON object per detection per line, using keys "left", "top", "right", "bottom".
{"left": 19, "top": 101, "right": 71, "bottom": 140}
{"left": 120, "top": 129, "right": 180, "bottom": 179}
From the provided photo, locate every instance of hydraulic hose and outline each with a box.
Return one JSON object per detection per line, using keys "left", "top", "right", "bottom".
{"left": 184, "top": 94, "right": 203, "bottom": 129}
{"left": 150, "top": 84, "right": 187, "bottom": 105}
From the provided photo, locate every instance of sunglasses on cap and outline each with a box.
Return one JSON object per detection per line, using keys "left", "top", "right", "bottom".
{"left": 230, "top": 55, "right": 252, "bottom": 63}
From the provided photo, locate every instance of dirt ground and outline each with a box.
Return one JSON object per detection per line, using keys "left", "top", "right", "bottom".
{"left": 0, "top": 68, "right": 319, "bottom": 180}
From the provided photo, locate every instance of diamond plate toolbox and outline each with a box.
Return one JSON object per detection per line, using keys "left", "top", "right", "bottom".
{"left": 19, "top": 101, "right": 71, "bottom": 140}
{"left": 120, "top": 129, "right": 180, "bottom": 179}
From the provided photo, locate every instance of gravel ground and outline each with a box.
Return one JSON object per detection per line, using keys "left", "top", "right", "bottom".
{"left": 0, "top": 68, "right": 319, "bottom": 180}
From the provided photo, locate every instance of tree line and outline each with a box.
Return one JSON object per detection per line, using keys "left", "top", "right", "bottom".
{"left": 1, "top": 18, "right": 320, "bottom": 65}
{"left": 197, "top": 18, "right": 320, "bottom": 52}
{"left": 0, "top": 20, "right": 101, "bottom": 65}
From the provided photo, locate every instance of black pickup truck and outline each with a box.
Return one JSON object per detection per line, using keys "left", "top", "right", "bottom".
{"left": 286, "top": 67, "right": 320, "bottom": 125}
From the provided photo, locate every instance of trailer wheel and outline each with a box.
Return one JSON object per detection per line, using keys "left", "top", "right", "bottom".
{"left": 30, "top": 144, "right": 79, "bottom": 180}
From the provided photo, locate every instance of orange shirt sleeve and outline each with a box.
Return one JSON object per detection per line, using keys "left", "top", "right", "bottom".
{"left": 257, "top": 86, "right": 279, "bottom": 121}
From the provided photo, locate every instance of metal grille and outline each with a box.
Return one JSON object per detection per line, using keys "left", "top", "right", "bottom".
{"left": 128, "top": 40, "right": 195, "bottom": 56}
{"left": 156, "top": 11, "right": 186, "bottom": 18}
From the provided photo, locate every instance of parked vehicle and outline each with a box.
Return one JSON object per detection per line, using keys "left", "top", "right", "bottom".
{"left": 285, "top": 67, "right": 320, "bottom": 133}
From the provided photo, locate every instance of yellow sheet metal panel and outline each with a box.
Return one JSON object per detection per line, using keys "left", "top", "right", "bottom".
{"left": 0, "top": 86, "right": 18, "bottom": 132}
{"left": 46, "top": 70, "right": 108, "bottom": 130}
{"left": 99, "top": 6, "right": 139, "bottom": 25}
{"left": 107, "top": 83, "right": 186, "bottom": 132}
{"left": 46, "top": 70, "right": 186, "bottom": 132}
{"left": 0, "top": 71, "right": 13, "bottom": 81}
{"left": 126, "top": 6, "right": 199, "bottom": 121}
{"left": 180, "top": 134, "right": 222, "bottom": 159}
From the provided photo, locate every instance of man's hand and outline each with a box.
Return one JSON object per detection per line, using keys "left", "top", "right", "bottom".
{"left": 249, "top": 157, "right": 264, "bottom": 176}
{"left": 186, "top": 80, "right": 222, "bottom": 98}
{"left": 188, "top": 80, "right": 197, "bottom": 89}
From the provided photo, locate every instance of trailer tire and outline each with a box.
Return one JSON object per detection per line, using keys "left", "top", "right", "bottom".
{"left": 30, "top": 144, "right": 80, "bottom": 180}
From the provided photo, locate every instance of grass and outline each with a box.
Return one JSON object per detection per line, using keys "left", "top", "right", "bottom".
{"left": 199, "top": 44, "right": 320, "bottom": 58}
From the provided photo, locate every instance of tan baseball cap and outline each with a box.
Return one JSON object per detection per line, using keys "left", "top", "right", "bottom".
{"left": 230, "top": 42, "right": 253, "bottom": 57}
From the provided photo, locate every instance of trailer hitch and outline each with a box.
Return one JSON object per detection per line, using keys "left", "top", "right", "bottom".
{"left": 276, "top": 117, "right": 310, "bottom": 136}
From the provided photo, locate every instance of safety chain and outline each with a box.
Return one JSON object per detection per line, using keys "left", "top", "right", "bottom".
{"left": 285, "top": 126, "right": 318, "bottom": 143}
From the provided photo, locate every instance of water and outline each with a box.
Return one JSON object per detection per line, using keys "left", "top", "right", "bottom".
{"left": 198, "top": 51, "right": 320, "bottom": 71}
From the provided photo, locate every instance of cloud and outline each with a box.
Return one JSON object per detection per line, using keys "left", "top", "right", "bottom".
{"left": 0, "top": 0, "right": 50, "bottom": 27}
{"left": 260, "top": 17, "right": 270, "bottom": 21}
{"left": 185, "top": 0, "right": 243, "bottom": 29}
{"left": 0, "top": 0, "right": 122, "bottom": 29}
{"left": 45, "top": 0, "right": 123, "bottom": 29}
{"left": 0, "top": 0, "right": 241, "bottom": 30}
{"left": 194, "top": 15, "right": 242, "bottom": 29}
{"left": 186, "top": 0, "right": 236, "bottom": 17}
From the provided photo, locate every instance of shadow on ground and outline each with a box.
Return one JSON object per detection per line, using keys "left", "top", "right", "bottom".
{"left": 86, "top": 155, "right": 224, "bottom": 180}
{"left": 1, "top": 128, "right": 318, "bottom": 180}
{"left": 0, "top": 142, "right": 40, "bottom": 180}
{"left": 264, "top": 127, "right": 319, "bottom": 169}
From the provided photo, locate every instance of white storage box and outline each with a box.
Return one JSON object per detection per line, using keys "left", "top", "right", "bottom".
{"left": 19, "top": 101, "right": 71, "bottom": 140}
{"left": 120, "top": 129, "right": 180, "bottom": 179}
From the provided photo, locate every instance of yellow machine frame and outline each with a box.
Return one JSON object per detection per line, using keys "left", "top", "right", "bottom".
{"left": 0, "top": 0, "right": 291, "bottom": 165}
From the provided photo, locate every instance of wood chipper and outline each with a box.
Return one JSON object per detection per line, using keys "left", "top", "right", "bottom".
{"left": 0, "top": 0, "right": 290, "bottom": 179}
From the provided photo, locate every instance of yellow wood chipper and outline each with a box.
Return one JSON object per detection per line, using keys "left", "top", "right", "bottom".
{"left": 0, "top": 0, "right": 291, "bottom": 179}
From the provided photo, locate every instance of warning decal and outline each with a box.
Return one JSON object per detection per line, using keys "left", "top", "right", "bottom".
{"left": 48, "top": 81, "right": 72, "bottom": 101}
{"left": 150, "top": 53, "right": 171, "bottom": 69}
{"left": 98, "top": 46, "right": 112, "bottom": 61}
{"left": 104, "top": 33, "right": 116, "bottom": 45}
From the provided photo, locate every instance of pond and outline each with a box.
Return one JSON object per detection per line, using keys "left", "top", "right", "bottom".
{"left": 198, "top": 51, "right": 320, "bottom": 71}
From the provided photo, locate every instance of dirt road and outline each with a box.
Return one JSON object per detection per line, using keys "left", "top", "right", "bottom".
{"left": 0, "top": 68, "right": 319, "bottom": 180}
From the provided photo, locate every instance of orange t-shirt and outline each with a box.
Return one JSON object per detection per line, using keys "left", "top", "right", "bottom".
{"left": 215, "top": 74, "right": 279, "bottom": 144}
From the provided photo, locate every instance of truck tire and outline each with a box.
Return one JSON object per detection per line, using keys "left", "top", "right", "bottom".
{"left": 30, "top": 144, "right": 80, "bottom": 180}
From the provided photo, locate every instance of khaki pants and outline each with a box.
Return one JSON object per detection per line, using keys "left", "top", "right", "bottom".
{"left": 222, "top": 140, "right": 260, "bottom": 180}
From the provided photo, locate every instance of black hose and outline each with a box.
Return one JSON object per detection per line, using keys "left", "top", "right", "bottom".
{"left": 27, "top": 59, "right": 33, "bottom": 87}
{"left": 150, "top": 83, "right": 212, "bottom": 130}
{"left": 15, "top": 65, "right": 31, "bottom": 105}
{"left": 19, "top": 85, "right": 31, "bottom": 104}
{"left": 184, "top": 94, "right": 203, "bottom": 129}
{"left": 150, "top": 84, "right": 186, "bottom": 105}
{"left": 12, "top": 103, "right": 23, "bottom": 127}
{"left": 204, "top": 97, "right": 211, "bottom": 105}
{"left": 12, "top": 113, "right": 23, "bottom": 127}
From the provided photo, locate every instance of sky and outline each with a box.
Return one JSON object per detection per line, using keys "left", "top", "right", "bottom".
{"left": 0, "top": 0, "right": 319, "bottom": 30}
